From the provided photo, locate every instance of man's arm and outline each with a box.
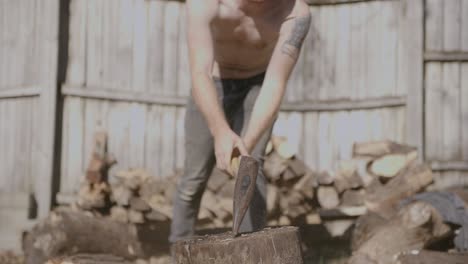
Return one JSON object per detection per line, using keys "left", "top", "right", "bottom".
{"left": 186, "top": 0, "right": 247, "bottom": 174}
{"left": 243, "top": 7, "right": 311, "bottom": 152}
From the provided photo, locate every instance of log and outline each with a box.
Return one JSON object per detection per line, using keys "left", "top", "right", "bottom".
{"left": 396, "top": 250, "right": 468, "bottom": 264}
{"left": 342, "top": 189, "right": 365, "bottom": 206}
{"left": 129, "top": 197, "right": 151, "bottom": 212}
{"left": 46, "top": 254, "right": 131, "bottom": 264}
{"left": 23, "top": 209, "right": 162, "bottom": 264}
{"left": 286, "top": 158, "right": 308, "bottom": 178}
{"left": 173, "top": 227, "right": 304, "bottom": 264}
{"left": 319, "top": 206, "right": 367, "bottom": 220}
{"left": 145, "top": 209, "right": 169, "bottom": 222}
{"left": 349, "top": 202, "right": 451, "bottom": 264}
{"left": 266, "top": 184, "right": 279, "bottom": 218}
{"left": 370, "top": 152, "right": 417, "bottom": 178}
{"left": 324, "top": 219, "right": 354, "bottom": 237}
{"left": 365, "top": 163, "right": 433, "bottom": 218}
{"left": 293, "top": 172, "right": 315, "bottom": 200}
{"left": 351, "top": 211, "right": 387, "bottom": 251}
{"left": 114, "top": 169, "right": 150, "bottom": 191}
{"left": 334, "top": 161, "right": 363, "bottom": 193}
{"left": 317, "top": 186, "right": 340, "bottom": 209}
{"left": 352, "top": 140, "right": 416, "bottom": 158}
{"left": 272, "top": 137, "right": 296, "bottom": 159}
{"left": 317, "top": 171, "right": 334, "bottom": 185}
{"left": 263, "top": 152, "right": 288, "bottom": 182}
{"left": 76, "top": 182, "right": 110, "bottom": 210}
{"left": 111, "top": 184, "right": 133, "bottom": 207}
{"left": 207, "top": 168, "right": 231, "bottom": 193}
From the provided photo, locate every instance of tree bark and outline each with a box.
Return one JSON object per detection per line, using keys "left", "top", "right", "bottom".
{"left": 173, "top": 226, "right": 303, "bottom": 264}
{"left": 23, "top": 209, "right": 166, "bottom": 264}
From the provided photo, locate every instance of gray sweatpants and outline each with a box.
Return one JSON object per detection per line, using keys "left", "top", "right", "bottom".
{"left": 169, "top": 72, "right": 273, "bottom": 243}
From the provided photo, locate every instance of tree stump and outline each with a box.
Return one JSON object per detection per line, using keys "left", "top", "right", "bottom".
{"left": 173, "top": 226, "right": 303, "bottom": 264}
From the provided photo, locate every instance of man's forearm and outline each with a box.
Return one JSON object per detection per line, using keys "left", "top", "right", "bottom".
{"left": 243, "top": 82, "right": 286, "bottom": 152}
{"left": 192, "top": 73, "right": 229, "bottom": 137}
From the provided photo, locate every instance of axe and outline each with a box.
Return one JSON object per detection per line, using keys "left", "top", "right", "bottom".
{"left": 230, "top": 155, "right": 259, "bottom": 237}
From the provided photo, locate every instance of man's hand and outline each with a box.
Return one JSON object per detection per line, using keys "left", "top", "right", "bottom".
{"left": 214, "top": 128, "right": 248, "bottom": 176}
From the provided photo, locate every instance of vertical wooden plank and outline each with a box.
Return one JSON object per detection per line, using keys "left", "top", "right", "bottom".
{"left": 116, "top": 0, "right": 134, "bottom": 89}
{"left": 86, "top": 0, "right": 104, "bottom": 86}
{"left": 365, "top": 2, "right": 379, "bottom": 98}
{"left": 382, "top": 2, "right": 398, "bottom": 96}
{"left": 177, "top": 4, "right": 191, "bottom": 97}
{"left": 35, "top": 0, "right": 60, "bottom": 217}
{"left": 350, "top": 3, "right": 365, "bottom": 100}
{"left": 146, "top": 0, "right": 165, "bottom": 93}
{"left": 0, "top": 0, "right": 4, "bottom": 88}
{"left": 160, "top": 106, "right": 177, "bottom": 177}
{"left": 334, "top": 5, "right": 350, "bottom": 99}
{"left": 425, "top": 0, "right": 444, "bottom": 51}
{"left": 303, "top": 6, "right": 320, "bottom": 101}
{"left": 398, "top": 0, "right": 424, "bottom": 157}
{"left": 175, "top": 107, "right": 186, "bottom": 170}
{"left": 101, "top": 0, "right": 114, "bottom": 88}
{"left": 462, "top": 1, "right": 468, "bottom": 51}
{"left": 60, "top": 98, "right": 70, "bottom": 195}
{"left": 443, "top": 0, "right": 461, "bottom": 51}
{"left": 425, "top": 63, "right": 443, "bottom": 161}
{"left": 132, "top": 0, "right": 147, "bottom": 92}
{"left": 303, "top": 112, "right": 319, "bottom": 170}
{"left": 0, "top": 101, "right": 5, "bottom": 190}
{"left": 107, "top": 102, "right": 131, "bottom": 174}
{"left": 461, "top": 64, "right": 468, "bottom": 160}
{"left": 129, "top": 103, "right": 146, "bottom": 168}
{"left": 66, "top": 0, "right": 88, "bottom": 85}
{"left": 66, "top": 97, "right": 85, "bottom": 193}
{"left": 319, "top": 6, "right": 336, "bottom": 101}
{"left": 334, "top": 111, "right": 352, "bottom": 162}
{"left": 318, "top": 112, "right": 332, "bottom": 171}
{"left": 163, "top": 2, "right": 180, "bottom": 96}
{"left": 145, "top": 105, "right": 162, "bottom": 177}
{"left": 441, "top": 63, "right": 461, "bottom": 160}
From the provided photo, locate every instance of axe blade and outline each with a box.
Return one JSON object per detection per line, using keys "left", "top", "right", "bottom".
{"left": 232, "top": 156, "right": 258, "bottom": 237}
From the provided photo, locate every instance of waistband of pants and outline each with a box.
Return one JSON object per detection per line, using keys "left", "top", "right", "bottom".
{"left": 213, "top": 72, "right": 266, "bottom": 87}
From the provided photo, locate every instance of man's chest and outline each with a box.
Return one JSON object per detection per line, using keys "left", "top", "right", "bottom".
{"left": 211, "top": 4, "right": 282, "bottom": 49}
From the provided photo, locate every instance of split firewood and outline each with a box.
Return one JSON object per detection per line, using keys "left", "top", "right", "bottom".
{"left": 173, "top": 227, "right": 304, "bottom": 264}
{"left": 396, "top": 250, "right": 468, "bottom": 264}
{"left": 46, "top": 254, "right": 131, "bottom": 264}
{"left": 218, "top": 180, "right": 236, "bottom": 198}
{"left": 129, "top": 197, "right": 151, "bottom": 212}
{"left": 351, "top": 211, "right": 387, "bottom": 251}
{"left": 145, "top": 209, "right": 169, "bottom": 222}
{"left": 349, "top": 201, "right": 451, "bottom": 264}
{"left": 266, "top": 184, "right": 279, "bottom": 218}
{"left": 369, "top": 151, "right": 418, "bottom": 178}
{"left": 317, "top": 171, "right": 334, "bottom": 186}
{"left": 139, "top": 179, "right": 165, "bottom": 202}
{"left": 352, "top": 140, "right": 416, "bottom": 159}
{"left": 85, "top": 132, "right": 117, "bottom": 184}
{"left": 207, "top": 168, "right": 231, "bottom": 193}
{"left": 319, "top": 206, "right": 367, "bottom": 220}
{"left": 353, "top": 158, "right": 375, "bottom": 187}
{"left": 111, "top": 184, "right": 133, "bottom": 207}
{"left": 317, "top": 186, "right": 340, "bottom": 209}
{"left": 286, "top": 158, "right": 308, "bottom": 178}
{"left": 217, "top": 197, "right": 233, "bottom": 216}
{"left": 293, "top": 172, "right": 315, "bottom": 200}
{"left": 114, "top": 168, "right": 150, "bottom": 191}
{"left": 305, "top": 213, "right": 321, "bottom": 224}
{"left": 272, "top": 136, "right": 296, "bottom": 160}
{"left": 342, "top": 189, "right": 365, "bottom": 207}
{"left": 145, "top": 196, "right": 172, "bottom": 219}
{"left": 284, "top": 203, "right": 312, "bottom": 220}
{"left": 324, "top": 219, "right": 354, "bottom": 237}
{"left": 278, "top": 215, "right": 292, "bottom": 226}
{"left": 365, "top": 163, "right": 433, "bottom": 218}
{"left": 128, "top": 209, "right": 145, "bottom": 224}
{"left": 281, "top": 168, "right": 300, "bottom": 183}
{"left": 334, "top": 161, "right": 363, "bottom": 193}
{"left": 263, "top": 152, "right": 288, "bottom": 182}
{"left": 110, "top": 206, "right": 129, "bottom": 223}
{"left": 76, "top": 182, "right": 110, "bottom": 210}
{"left": 23, "top": 209, "right": 163, "bottom": 264}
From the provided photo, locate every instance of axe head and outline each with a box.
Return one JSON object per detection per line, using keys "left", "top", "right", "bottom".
{"left": 232, "top": 156, "right": 258, "bottom": 237}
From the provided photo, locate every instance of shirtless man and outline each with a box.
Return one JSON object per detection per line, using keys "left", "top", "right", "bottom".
{"left": 170, "top": 0, "right": 311, "bottom": 243}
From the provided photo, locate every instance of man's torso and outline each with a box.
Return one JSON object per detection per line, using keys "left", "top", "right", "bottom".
{"left": 210, "top": 0, "right": 298, "bottom": 79}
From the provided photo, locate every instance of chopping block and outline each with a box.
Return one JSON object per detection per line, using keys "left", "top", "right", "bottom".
{"left": 172, "top": 226, "right": 304, "bottom": 264}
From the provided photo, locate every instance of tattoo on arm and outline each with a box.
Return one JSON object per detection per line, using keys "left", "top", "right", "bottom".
{"left": 281, "top": 14, "right": 311, "bottom": 59}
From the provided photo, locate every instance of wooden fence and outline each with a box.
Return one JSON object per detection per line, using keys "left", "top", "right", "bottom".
{"left": 1, "top": 0, "right": 468, "bottom": 250}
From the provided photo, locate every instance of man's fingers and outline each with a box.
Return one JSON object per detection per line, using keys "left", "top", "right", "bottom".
{"left": 236, "top": 141, "right": 249, "bottom": 156}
